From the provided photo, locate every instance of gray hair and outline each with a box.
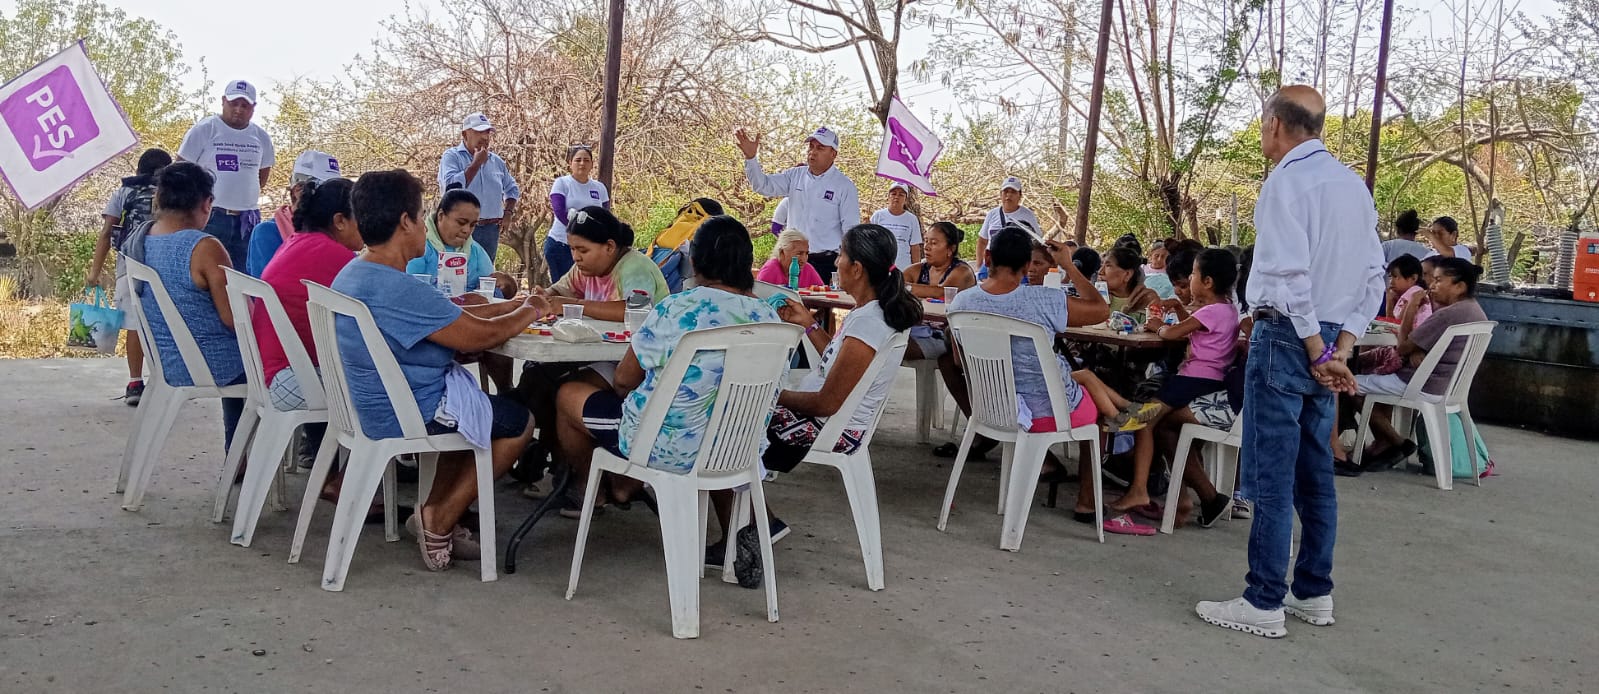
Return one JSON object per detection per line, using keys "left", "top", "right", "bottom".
{"left": 771, "top": 228, "right": 809, "bottom": 259}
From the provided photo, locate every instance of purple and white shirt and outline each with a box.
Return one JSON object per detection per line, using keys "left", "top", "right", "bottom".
{"left": 548, "top": 174, "right": 610, "bottom": 243}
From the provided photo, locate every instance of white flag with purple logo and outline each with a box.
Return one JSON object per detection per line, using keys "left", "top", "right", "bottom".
{"left": 0, "top": 41, "right": 137, "bottom": 210}
{"left": 875, "top": 96, "right": 943, "bottom": 196}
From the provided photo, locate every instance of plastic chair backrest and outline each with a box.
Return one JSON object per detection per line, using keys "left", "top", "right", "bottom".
{"left": 223, "top": 267, "right": 326, "bottom": 411}
{"left": 303, "top": 281, "right": 433, "bottom": 442}
{"left": 813, "top": 330, "right": 910, "bottom": 452}
{"left": 1401, "top": 321, "right": 1497, "bottom": 405}
{"left": 120, "top": 262, "right": 164, "bottom": 387}
{"left": 123, "top": 258, "right": 220, "bottom": 389}
{"left": 751, "top": 281, "right": 823, "bottom": 366}
{"left": 622, "top": 323, "right": 803, "bottom": 480}
{"left": 947, "top": 311, "right": 1074, "bottom": 430}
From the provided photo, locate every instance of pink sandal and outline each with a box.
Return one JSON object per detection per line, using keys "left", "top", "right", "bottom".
{"left": 1103, "top": 514, "right": 1157, "bottom": 536}
{"left": 413, "top": 510, "right": 453, "bottom": 571}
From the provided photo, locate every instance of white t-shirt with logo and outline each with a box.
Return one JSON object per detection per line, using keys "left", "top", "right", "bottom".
{"left": 177, "top": 115, "right": 275, "bottom": 212}
{"left": 977, "top": 204, "right": 1041, "bottom": 239}
{"left": 868, "top": 209, "right": 923, "bottom": 269}
{"left": 1424, "top": 244, "right": 1475, "bottom": 263}
{"left": 548, "top": 175, "right": 611, "bottom": 243}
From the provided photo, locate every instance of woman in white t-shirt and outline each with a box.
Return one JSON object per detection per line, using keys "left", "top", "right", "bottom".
{"left": 867, "top": 182, "right": 923, "bottom": 269}
{"left": 546, "top": 145, "right": 611, "bottom": 283}
{"left": 708, "top": 223, "right": 922, "bottom": 579}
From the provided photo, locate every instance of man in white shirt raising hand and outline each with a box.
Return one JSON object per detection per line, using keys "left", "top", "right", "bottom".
{"left": 1195, "top": 86, "right": 1384, "bottom": 639}
{"left": 738, "top": 126, "right": 860, "bottom": 280}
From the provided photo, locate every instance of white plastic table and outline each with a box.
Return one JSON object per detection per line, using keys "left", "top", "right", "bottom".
{"left": 490, "top": 320, "right": 631, "bottom": 363}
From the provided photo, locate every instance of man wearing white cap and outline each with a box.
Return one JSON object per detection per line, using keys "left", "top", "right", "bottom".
{"left": 245, "top": 150, "right": 343, "bottom": 277}
{"left": 439, "top": 112, "right": 521, "bottom": 261}
{"left": 868, "top": 182, "right": 923, "bottom": 269}
{"left": 737, "top": 125, "right": 860, "bottom": 280}
{"left": 975, "top": 176, "right": 1041, "bottom": 273}
{"left": 177, "top": 79, "right": 275, "bottom": 267}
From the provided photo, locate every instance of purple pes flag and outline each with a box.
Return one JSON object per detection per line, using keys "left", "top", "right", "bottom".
{"left": 874, "top": 96, "right": 943, "bottom": 196}
{"left": 0, "top": 41, "right": 138, "bottom": 210}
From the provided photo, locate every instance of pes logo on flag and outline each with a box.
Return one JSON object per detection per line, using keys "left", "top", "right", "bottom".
{"left": 0, "top": 65, "right": 101, "bottom": 172}
{"left": 0, "top": 41, "right": 138, "bottom": 210}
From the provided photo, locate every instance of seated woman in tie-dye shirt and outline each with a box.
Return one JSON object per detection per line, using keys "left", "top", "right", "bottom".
{"left": 550, "top": 215, "right": 784, "bottom": 516}
{"left": 540, "top": 206, "right": 669, "bottom": 321}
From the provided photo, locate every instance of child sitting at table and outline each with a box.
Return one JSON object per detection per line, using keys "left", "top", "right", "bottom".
{"left": 1114, "top": 249, "right": 1240, "bottom": 430}
{"left": 1355, "top": 254, "right": 1431, "bottom": 375}
{"left": 1081, "top": 249, "right": 1240, "bottom": 514}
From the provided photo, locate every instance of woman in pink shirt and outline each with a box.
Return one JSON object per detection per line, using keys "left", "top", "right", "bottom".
{"left": 756, "top": 229, "right": 825, "bottom": 288}
{"left": 254, "top": 178, "right": 360, "bottom": 468}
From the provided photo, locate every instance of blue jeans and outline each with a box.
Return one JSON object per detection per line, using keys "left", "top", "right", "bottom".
{"left": 543, "top": 236, "right": 574, "bottom": 283}
{"left": 1241, "top": 316, "right": 1340, "bottom": 610}
{"left": 202, "top": 208, "right": 258, "bottom": 269}
{"left": 473, "top": 222, "right": 502, "bottom": 263}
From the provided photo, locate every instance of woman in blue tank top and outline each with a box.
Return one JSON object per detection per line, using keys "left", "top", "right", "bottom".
{"left": 136, "top": 162, "right": 247, "bottom": 450}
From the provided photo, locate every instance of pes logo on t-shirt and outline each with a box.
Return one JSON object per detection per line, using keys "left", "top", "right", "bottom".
{"left": 589, "top": 190, "right": 601, "bottom": 200}
{"left": 823, "top": 191, "right": 835, "bottom": 201}
{"left": 215, "top": 154, "right": 240, "bottom": 172}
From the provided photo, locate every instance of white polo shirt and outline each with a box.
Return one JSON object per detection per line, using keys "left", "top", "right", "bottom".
{"left": 177, "top": 115, "right": 275, "bottom": 211}
{"left": 977, "top": 204, "right": 1041, "bottom": 239}
{"left": 743, "top": 159, "right": 860, "bottom": 252}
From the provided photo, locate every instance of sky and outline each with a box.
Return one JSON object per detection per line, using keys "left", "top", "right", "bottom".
{"left": 0, "top": 0, "right": 1569, "bottom": 124}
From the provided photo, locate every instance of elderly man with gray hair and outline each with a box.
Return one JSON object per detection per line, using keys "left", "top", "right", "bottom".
{"left": 1195, "top": 85, "right": 1385, "bottom": 639}
{"left": 246, "top": 150, "right": 344, "bottom": 277}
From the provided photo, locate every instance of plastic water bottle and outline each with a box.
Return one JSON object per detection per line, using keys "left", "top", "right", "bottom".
{"left": 788, "top": 257, "right": 801, "bottom": 290}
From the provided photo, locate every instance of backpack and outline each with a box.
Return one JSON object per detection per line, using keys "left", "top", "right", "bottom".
{"left": 648, "top": 200, "right": 715, "bottom": 293}
{"left": 112, "top": 175, "right": 158, "bottom": 253}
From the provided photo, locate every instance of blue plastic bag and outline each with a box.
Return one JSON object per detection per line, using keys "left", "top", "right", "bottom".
{"left": 67, "top": 287, "right": 124, "bottom": 354}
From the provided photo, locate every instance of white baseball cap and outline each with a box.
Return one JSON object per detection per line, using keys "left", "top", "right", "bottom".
{"left": 805, "top": 126, "right": 839, "bottom": 150}
{"left": 1001, "top": 176, "right": 1023, "bottom": 192}
{"left": 291, "top": 150, "right": 342, "bottom": 183}
{"left": 462, "top": 112, "right": 494, "bottom": 132}
{"left": 888, "top": 182, "right": 910, "bottom": 194}
{"left": 223, "top": 80, "right": 257, "bottom": 104}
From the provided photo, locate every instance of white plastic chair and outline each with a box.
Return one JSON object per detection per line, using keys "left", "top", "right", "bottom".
{"left": 1352, "top": 321, "right": 1497, "bottom": 491}
{"left": 727, "top": 330, "right": 910, "bottom": 591}
{"left": 937, "top": 311, "right": 1105, "bottom": 548}
{"left": 117, "top": 258, "right": 250, "bottom": 512}
{"left": 904, "top": 358, "right": 947, "bottom": 444}
{"left": 1159, "top": 411, "right": 1244, "bottom": 534}
{"left": 566, "top": 323, "right": 804, "bottom": 639}
{"left": 301, "top": 281, "right": 497, "bottom": 590}
{"left": 751, "top": 281, "right": 824, "bottom": 385}
{"left": 219, "top": 267, "right": 356, "bottom": 547}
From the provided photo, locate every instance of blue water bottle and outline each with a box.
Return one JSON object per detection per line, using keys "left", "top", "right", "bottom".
{"left": 788, "top": 257, "right": 801, "bottom": 290}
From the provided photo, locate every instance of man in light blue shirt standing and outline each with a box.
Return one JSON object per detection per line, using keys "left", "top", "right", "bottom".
{"left": 438, "top": 112, "right": 521, "bottom": 261}
{"left": 1195, "top": 86, "right": 1384, "bottom": 640}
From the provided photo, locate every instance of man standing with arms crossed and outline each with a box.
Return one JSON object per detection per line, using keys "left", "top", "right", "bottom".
{"left": 439, "top": 112, "right": 521, "bottom": 262}
{"left": 177, "top": 80, "right": 274, "bottom": 267}
{"left": 737, "top": 126, "right": 859, "bottom": 280}
{"left": 1195, "top": 86, "right": 1385, "bottom": 639}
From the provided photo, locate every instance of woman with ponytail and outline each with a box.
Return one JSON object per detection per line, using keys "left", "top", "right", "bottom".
{"left": 706, "top": 224, "right": 921, "bottom": 584}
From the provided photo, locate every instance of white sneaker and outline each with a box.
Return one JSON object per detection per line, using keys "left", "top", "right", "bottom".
{"left": 1195, "top": 597, "right": 1287, "bottom": 638}
{"left": 1283, "top": 593, "right": 1335, "bottom": 626}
